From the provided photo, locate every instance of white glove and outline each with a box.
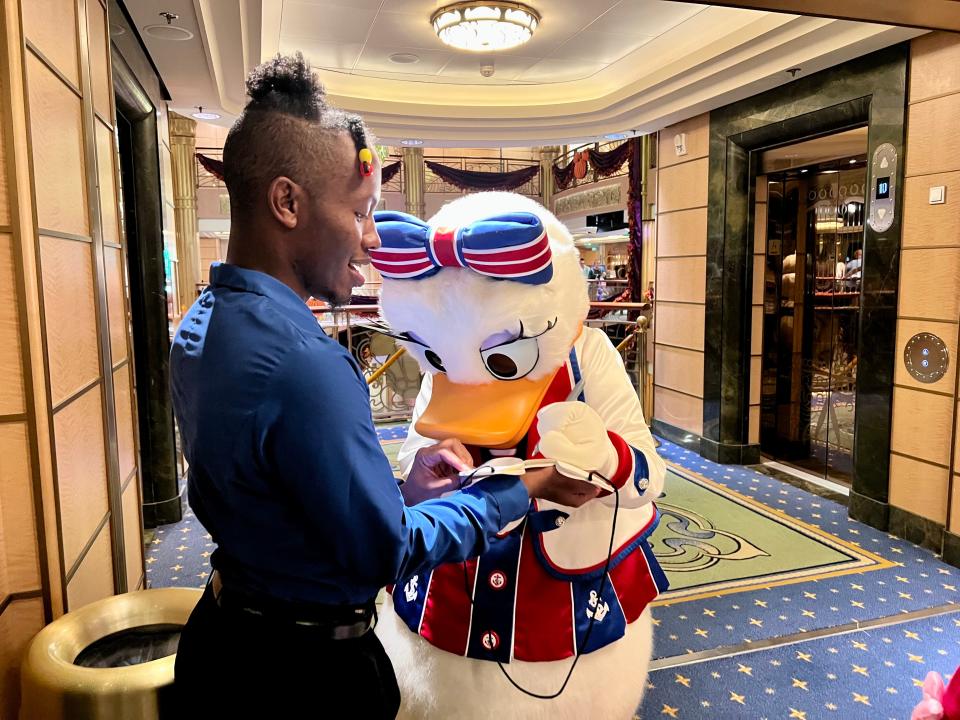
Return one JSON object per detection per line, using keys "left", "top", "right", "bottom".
{"left": 536, "top": 402, "right": 619, "bottom": 481}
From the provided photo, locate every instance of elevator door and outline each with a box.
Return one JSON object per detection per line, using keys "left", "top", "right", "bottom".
{"left": 759, "top": 158, "right": 865, "bottom": 484}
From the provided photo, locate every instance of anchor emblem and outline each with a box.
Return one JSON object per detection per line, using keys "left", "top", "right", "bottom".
{"left": 404, "top": 575, "right": 419, "bottom": 603}
{"left": 586, "top": 590, "right": 609, "bottom": 622}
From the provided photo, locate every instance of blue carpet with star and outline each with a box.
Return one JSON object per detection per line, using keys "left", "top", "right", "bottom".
{"left": 147, "top": 424, "right": 959, "bottom": 718}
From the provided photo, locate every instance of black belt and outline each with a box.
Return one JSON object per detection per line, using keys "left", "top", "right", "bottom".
{"left": 210, "top": 570, "right": 376, "bottom": 639}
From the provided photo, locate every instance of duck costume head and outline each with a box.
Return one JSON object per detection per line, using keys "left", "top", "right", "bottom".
{"left": 372, "top": 192, "right": 588, "bottom": 449}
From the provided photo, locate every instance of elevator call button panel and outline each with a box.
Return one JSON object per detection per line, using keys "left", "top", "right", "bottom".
{"left": 904, "top": 332, "right": 949, "bottom": 384}
{"left": 869, "top": 143, "right": 897, "bottom": 232}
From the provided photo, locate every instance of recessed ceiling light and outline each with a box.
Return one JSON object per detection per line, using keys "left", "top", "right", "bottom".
{"left": 192, "top": 109, "right": 221, "bottom": 121}
{"left": 400, "top": 139, "right": 424, "bottom": 146}
{"left": 389, "top": 53, "right": 420, "bottom": 64}
{"left": 800, "top": 169, "right": 808, "bottom": 173}
{"left": 849, "top": 159, "right": 857, "bottom": 164}
{"left": 143, "top": 24, "right": 194, "bottom": 41}
{"left": 605, "top": 132, "right": 628, "bottom": 140}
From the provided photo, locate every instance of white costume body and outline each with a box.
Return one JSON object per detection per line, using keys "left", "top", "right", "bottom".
{"left": 377, "top": 328, "right": 665, "bottom": 719}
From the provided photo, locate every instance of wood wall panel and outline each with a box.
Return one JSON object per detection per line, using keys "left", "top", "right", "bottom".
{"left": 0, "top": 234, "right": 24, "bottom": 415}
{"left": 121, "top": 479, "right": 143, "bottom": 592}
{"left": 0, "top": 423, "right": 40, "bottom": 597}
{"left": 104, "top": 246, "right": 127, "bottom": 365}
{"left": 85, "top": 0, "right": 111, "bottom": 121}
{"left": 655, "top": 301, "right": 705, "bottom": 351}
{"left": 751, "top": 306, "right": 763, "bottom": 356}
{"left": 54, "top": 386, "right": 108, "bottom": 572}
{"left": 654, "top": 386, "right": 703, "bottom": 436}
{"left": 897, "top": 248, "right": 960, "bottom": 321}
{"left": 951, "top": 472, "right": 960, "bottom": 535}
{"left": 893, "top": 318, "right": 958, "bottom": 393}
{"left": 0, "top": 597, "right": 44, "bottom": 720}
{"left": 889, "top": 386, "right": 954, "bottom": 466}
{"left": 909, "top": 32, "right": 960, "bottom": 104}
{"left": 654, "top": 345, "right": 705, "bottom": 398}
{"left": 113, "top": 364, "right": 135, "bottom": 482}
{"left": 655, "top": 207, "right": 707, "bottom": 258}
{"left": 901, "top": 172, "right": 960, "bottom": 249}
{"left": 656, "top": 257, "right": 706, "bottom": 304}
{"left": 750, "top": 356, "right": 761, "bottom": 405}
{"left": 95, "top": 119, "right": 119, "bottom": 246}
{"left": 0, "top": 94, "right": 8, "bottom": 226}
{"left": 658, "top": 113, "right": 709, "bottom": 168}
{"left": 39, "top": 235, "right": 99, "bottom": 406}
{"left": 657, "top": 158, "right": 709, "bottom": 213}
{"left": 26, "top": 54, "right": 88, "bottom": 236}
{"left": 754, "top": 201, "right": 767, "bottom": 254}
{"left": 905, "top": 93, "right": 960, "bottom": 178}
{"left": 889, "top": 453, "right": 950, "bottom": 524}
{"left": 748, "top": 405, "right": 760, "bottom": 445}
{"left": 66, "top": 523, "right": 113, "bottom": 611}
{"left": 752, "top": 256, "right": 765, "bottom": 306}
{"left": 22, "top": 0, "right": 79, "bottom": 87}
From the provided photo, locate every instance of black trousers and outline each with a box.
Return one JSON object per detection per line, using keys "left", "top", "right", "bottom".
{"left": 174, "top": 584, "right": 401, "bottom": 719}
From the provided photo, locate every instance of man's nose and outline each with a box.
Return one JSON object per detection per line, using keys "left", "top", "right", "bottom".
{"left": 362, "top": 215, "right": 381, "bottom": 251}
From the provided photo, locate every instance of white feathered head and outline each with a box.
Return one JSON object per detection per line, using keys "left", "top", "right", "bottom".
{"left": 373, "top": 192, "right": 588, "bottom": 447}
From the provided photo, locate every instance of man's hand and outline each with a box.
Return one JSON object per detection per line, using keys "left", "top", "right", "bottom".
{"left": 521, "top": 466, "right": 600, "bottom": 508}
{"left": 402, "top": 439, "right": 473, "bottom": 505}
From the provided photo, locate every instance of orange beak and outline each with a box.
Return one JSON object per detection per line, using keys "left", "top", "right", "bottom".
{"left": 415, "top": 371, "right": 557, "bottom": 449}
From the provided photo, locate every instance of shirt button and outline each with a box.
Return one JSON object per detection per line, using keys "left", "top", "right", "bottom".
{"left": 488, "top": 571, "right": 507, "bottom": 590}
{"left": 638, "top": 478, "right": 650, "bottom": 491}
{"left": 555, "top": 516, "right": 565, "bottom": 528}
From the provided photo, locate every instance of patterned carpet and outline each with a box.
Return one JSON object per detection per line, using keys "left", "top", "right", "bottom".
{"left": 146, "top": 425, "right": 959, "bottom": 718}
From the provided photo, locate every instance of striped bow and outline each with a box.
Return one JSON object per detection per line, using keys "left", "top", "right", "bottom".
{"left": 369, "top": 210, "right": 553, "bottom": 285}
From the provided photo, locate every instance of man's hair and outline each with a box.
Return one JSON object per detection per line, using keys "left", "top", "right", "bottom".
{"left": 222, "top": 53, "right": 373, "bottom": 213}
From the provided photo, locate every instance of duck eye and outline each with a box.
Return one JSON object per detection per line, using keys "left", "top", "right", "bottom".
{"left": 480, "top": 336, "right": 539, "bottom": 380}
{"left": 425, "top": 349, "right": 446, "bottom": 373}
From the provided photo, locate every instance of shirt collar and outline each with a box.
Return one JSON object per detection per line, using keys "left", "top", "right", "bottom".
{"left": 208, "top": 262, "right": 317, "bottom": 321}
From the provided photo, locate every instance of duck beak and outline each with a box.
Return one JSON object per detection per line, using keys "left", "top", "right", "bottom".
{"left": 416, "top": 372, "right": 556, "bottom": 449}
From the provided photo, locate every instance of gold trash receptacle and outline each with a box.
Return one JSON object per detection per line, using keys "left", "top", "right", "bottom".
{"left": 20, "top": 587, "right": 202, "bottom": 720}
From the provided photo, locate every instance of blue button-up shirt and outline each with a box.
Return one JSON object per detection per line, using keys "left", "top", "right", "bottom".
{"left": 170, "top": 263, "right": 530, "bottom": 605}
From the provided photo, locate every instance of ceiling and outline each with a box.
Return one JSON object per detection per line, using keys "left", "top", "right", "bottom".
{"left": 120, "top": 0, "right": 925, "bottom": 147}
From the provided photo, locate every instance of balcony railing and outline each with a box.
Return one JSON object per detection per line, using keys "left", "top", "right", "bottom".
{"left": 420, "top": 155, "right": 541, "bottom": 198}
{"left": 196, "top": 147, "right": 224, "bottom": 189}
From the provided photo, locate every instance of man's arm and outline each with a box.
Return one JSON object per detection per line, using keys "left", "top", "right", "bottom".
{"left": 259, "top": 340, "right": 530, "bottom": 588}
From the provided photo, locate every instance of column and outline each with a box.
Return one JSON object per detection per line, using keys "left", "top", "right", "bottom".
{"left": 169, "top": 112, "right": 201, "bottom": 312}
{"left": 402, "top": 146, "right": 426, "bottom": 219}
{"left": 539, "top": 145, "right": 560, "bottom": 212}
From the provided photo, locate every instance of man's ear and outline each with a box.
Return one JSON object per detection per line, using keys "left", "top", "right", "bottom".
{"left": 267, "top": 176, "right": 302, "bottom": 229}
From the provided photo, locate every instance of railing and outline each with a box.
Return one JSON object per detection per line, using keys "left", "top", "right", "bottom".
{"left": 555, "top": 139, "right": 629, "bottom": 191}
{"left": 196, "top": 147, "right": 224, "bottom": 189}
{"left": 420, "top": 155, "right": 541, "bottom": 198}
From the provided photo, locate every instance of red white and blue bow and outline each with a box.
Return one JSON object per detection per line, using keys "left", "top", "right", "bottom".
{"left": 369, "top": 211, "right": 553, "bottom": 285}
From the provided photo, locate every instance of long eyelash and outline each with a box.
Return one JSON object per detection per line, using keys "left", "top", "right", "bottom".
{"left": 482, "top": 317, "right": 557, "bottom": 352}
{"left": 357, "top": 320, "right": 429, "bottom": 347}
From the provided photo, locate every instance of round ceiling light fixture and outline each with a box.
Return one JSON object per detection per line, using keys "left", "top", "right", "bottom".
{"left": 192, "top": 106, "right": 221, "bottom": 121}
{"left": 389, "top": 53, "right": 421, "bottom": 64}
{"left": 144, "top": 10, "right": 193, "bottom": 41}
{"left": 431, "top": 2, "right": 540, "bottom": 53}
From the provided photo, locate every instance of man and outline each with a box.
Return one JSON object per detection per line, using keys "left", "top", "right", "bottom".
{"left": 170, "top": 54, "right": 597, "bottom": 718}
{"left": 844, "top": 248, "right": 863, "bottom": 291}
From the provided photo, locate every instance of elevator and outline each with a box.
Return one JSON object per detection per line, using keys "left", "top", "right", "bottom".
{"left": 758, "top": 128, "right": 868, "bottom": 485}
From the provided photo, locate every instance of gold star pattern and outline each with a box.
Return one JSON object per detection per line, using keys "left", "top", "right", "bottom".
{"left": 737, "top": 663, "right": 752, "bottom": 676}
{"left": 729, "top": 692, "right": 746, "bottom": 706}
{"left": 792, "top": 678, "right": 808, "bottom": 690}
{"left": 754, "top": 599, "right": 768, "bottom": 608}
{"left": 850, "top": 600, "right": 865, "bottom": 609}
{"left": 895, "top": 575, "right": 910, "bottom": 583}
{"left": 851, "top": 640, "right": 868, "bottom": 651}
{"left": 145, "top": 556, "right": 157, "bottom": 564}
{"left": 702, "top": 608, "right": 716, "bottom": 617}
{"left": 674, "top": 674, "right": 690, "bottom": 688}
{"left": 796, "top": 651, "right": 812, "bottom": 663}
{"left": 788, "top": 709, "right": 806, "bottom": 719}
{"left": 899, "top": 592, "right": 913, "bottom": 600}
{"left": 851, "top": 665, "right": 868, "bottom": 677}
{"left": 801, "top": 610, "right": 816, "bottom": 618}
{"left": 176, "top": 544, "right": 189, "bottom": 552}
{"left": 904, "top": 630, "right": 920, "bottom": 640}
{"left": 694, "top": 628, "right": 708, "bottom": 638}
{"left": 908, "top": 653, "right": 924, "bottom": 664}
{"left": 750, "top": 618, "right": 764, "bottom": 627}
{"left": 660, "top": 705, "right": 679, "bottom": 718}
{"left": 803, "top": 591, "right": 816, "bottom": 599}
{"left": 852, "top": 693, "right": 871, "bottom": 706}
